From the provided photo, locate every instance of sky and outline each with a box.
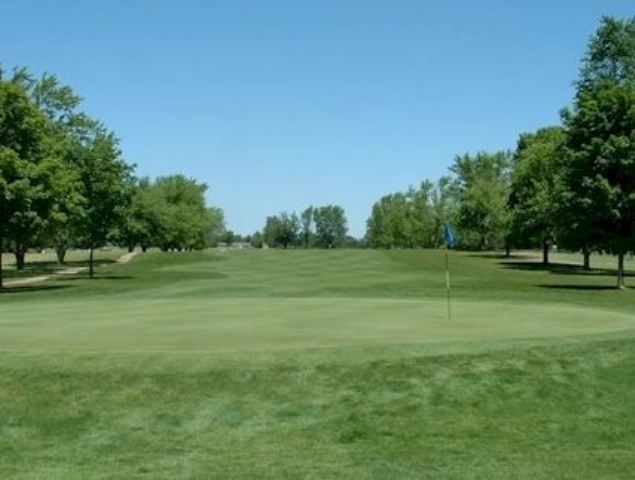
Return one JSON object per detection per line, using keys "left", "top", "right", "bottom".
{"left": 1, "top": 1, "right": 633, "bottom": 237}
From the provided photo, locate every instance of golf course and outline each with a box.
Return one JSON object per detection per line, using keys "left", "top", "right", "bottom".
{"left": 1, "top": 249, "right": 633, "bottom": 479}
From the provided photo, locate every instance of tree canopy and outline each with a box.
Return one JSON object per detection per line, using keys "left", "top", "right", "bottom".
{"left": 0, "top": 65, "right": 225, "bottom": 285}
{"left": 560, "top": 15, "right": 635, "bottom": 288}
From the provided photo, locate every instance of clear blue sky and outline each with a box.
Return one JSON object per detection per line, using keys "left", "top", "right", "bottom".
{"left": 1, "top": 1, "right": 632, "bottom": 237}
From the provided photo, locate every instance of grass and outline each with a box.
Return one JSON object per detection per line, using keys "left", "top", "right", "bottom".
{"left": 0, "top": 249, "right": 634, "bottom": 478}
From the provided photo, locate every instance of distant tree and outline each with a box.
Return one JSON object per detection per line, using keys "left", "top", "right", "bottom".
{"left": 560, "top": 16, "right": 635, "bottom": 288}
{"left": 450, "top": 151, "right": 512, "bottom": 250}
{"left": 263, "top": 212, "right": 300, "bottom": 249}
{"left": 429, "top": 176, "right": 457, "bottom": 249}
{"left": 313, "top": 205, "right": 347, "bottom": 248}
{"left": 149, "top": 175, "right": 215, "bottom": 251}
{"left": 366, "top": 192, "right": 410, "bottom": 248}
{"left": 69, "top": 127, "right": 132, "bottom": 277}
{"left": 509, "top": 127, "right": 565, "bottom": 265}
{"left": 220, "top": 230, "right": 236, "bottom": 246}
{"left": 116, "top": 178, "right": 159, "bottom": 252}
{"left": 206, "top": 207, "right": 225, "bottom": 247}
{"left": 250, "top": 231, "right": 264, "bottom": 248}
{"left": 404, "top": 181, "right": 438, "bottom": 248}
{"left": 300, "top": 206, "right": 313, "bottom": 248}
{"left": 366, "top": 179, "right": 454, "bottom": 249}
{"left": 344, "top": 236, "right": 364, "bottom": 249}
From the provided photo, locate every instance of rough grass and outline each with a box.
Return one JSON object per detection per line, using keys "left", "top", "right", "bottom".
{"left": 0, "top": 249, "right": 634, "bottom": 479}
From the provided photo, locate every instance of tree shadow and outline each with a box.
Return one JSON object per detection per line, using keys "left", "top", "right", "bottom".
{"left": 537, "top": 284, "right": 627, "bottom": 291}
{"left": 469, "top": 253, "right": 535, "bottom": 260}
{"left": 0, "top": 284, "right": 70, "bottom": 294}
{"left": 55, "top": 274, "right": 134, "bottom": 282}
{"left": 500, "top": 261, "right": 632, "bottom": 277}
{"left": 2, "top": 260, "right": 117, "bottom": 279}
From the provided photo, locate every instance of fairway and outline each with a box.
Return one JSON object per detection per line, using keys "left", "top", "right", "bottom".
{"left": 1, "top": 250, "right": 634, "bottom": 479}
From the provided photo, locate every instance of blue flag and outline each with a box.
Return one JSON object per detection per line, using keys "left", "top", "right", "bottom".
{"left": 443, "top": 224, "right": 457, "bottom": 249}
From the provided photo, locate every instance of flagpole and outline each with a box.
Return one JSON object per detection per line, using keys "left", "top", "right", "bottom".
{"left": 445, "top": 248, "right": 451, "bottom": 321}
{"left": 442, "top": 223, "right": 455, "bottom": 321}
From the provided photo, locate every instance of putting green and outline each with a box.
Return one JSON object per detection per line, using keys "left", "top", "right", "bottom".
{"left": 1, "top": 297, "right": 633, "bottom": 352}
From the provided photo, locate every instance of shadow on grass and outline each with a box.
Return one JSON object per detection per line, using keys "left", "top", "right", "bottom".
{"left": 2, "top": 260, "right": 117, "bottom": 279}
{"left": 537, "top": 284, "right": 626, "bottom": 291}
{"left": 500, "top": 261, "right": 632, "bottom": 277}
{"left": 55, "top": 274, "right": 134, "bottom": 282}
{"left": 0, "top": 285, "right": 70, "bottom": 294}
{"left": 469, "top": 253, "right": 535, "bottom": 260}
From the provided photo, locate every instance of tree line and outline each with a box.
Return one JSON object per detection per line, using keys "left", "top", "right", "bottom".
{"left": 2, "top": 16, "right": 632, "bottom": 288}
{"left": 0, "top": 67, "right": 224, "bottom": 287}
{"left": 248, "top": 205, "right": 358, "bottom": 249}
{"left": 365, "top": 16, "right": 635, "bottom": 288}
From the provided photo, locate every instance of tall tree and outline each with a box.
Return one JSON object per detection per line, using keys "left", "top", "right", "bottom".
{"left": 450, "top": 151, "right": 512, "bottom": 250}
{"left": 30, "top": 73, "right": 85, "bottom": 264}
{"left": 0, "top": 69, "right": 67, "bottom": 282}
{"left": 560, "top": 16, "right": 635, "bottom": 288}
{"left": 509, "top": 127, "right": 565, "bottom": 265}
{"left": 70, "top": 127, "right": 132, "bottom": 277}
{"left": 300, "top": 206, "right": 313, "bottom": 249}
{"left": 313, "top": 205, "right": 347, "bottom": 248}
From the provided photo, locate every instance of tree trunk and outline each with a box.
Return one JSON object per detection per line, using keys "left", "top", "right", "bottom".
{"left": 0, "top": 236, "right": 4, "bottom": 289}
{"left": 505, "top": 244, "right": 511, "bottom": 258}
{"left": 617, "top": 252, "right": 625, "bottom": 290}
{"left": 14, "top": 245, "right": 26, "bottom": 271}
{"left": 56, "top": 244, "right": 67, "bottom": 264}
{"left": 542, "top": 240, "right": 549, "bottom": 265}
{"left": 582, "top": 247, "right": 591, "bottom": 270}
{"left": 128, "top": 244, "right": 134, "bottom": 253}
{"left": 89, "top": 245, "right": 95, "bottom": 279}
{"left": 141, "top": 245, "right": 147, "bottom": 253}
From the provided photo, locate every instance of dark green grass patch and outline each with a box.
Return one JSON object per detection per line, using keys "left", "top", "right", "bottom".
{"left": 0, "top": 337, "right": 633, "bottom": 479}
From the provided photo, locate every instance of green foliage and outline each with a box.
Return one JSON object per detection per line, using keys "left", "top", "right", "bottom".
{"left": 206, "top": 207, "right": 226, "bottom": 247}
{"left": 366, "top": 179, "right": 453, "bottom": 249}
{"left": 560, "top": 15, "right": 635, "bottom": 287}
{"left": 69, "top": 128, "right": 132, "bottom": 277}
{"left": 249, "top": 230, "right": 264, "bottom": 248}
{"left": 146, "top": 175, "right": 219, "bottom": 251}
{"left": 263, "top": 212, "right": 300, "bottom": 248}
{"left": 29, "top": 74, "right": 89, "bottom": 263}
{"left": 116, "top": 178, "right": 158, "bottom": 251}
{"left": 0, "top": 72, "right": 71, "bottom": 276}
{"left": 450, "top": 151, "right": 512, "bottom": 250}
{"left": 313, "top": 205, "right": 348, "bottom": 248}
{"left": 1, "top": 65, "right": 225, "bottom": 277}
{"left": 578, "top": 16, "right": 635, "bottom": 88}
{"left": 509, "top": 127, "right": 565, "bottom": 261}
{"left": 300, "top": 206, "right": 313, "bottom": 248}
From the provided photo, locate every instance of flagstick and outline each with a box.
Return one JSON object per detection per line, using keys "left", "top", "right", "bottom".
{"left": 445, "top": 249, "right": 451, "bottom": 321}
